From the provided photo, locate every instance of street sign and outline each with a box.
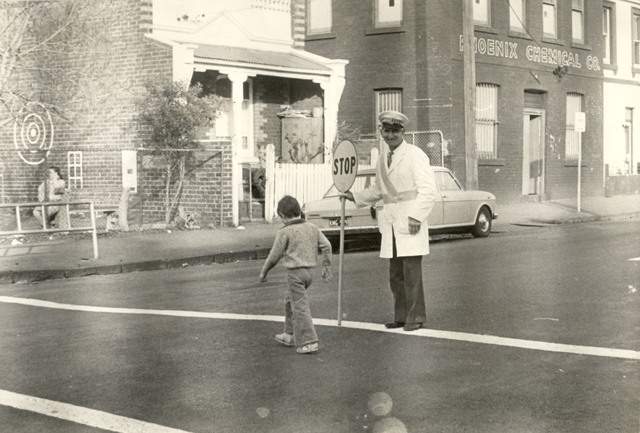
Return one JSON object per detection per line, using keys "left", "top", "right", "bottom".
{"left": 332, "top": 140, "right": 358, "bottom": 193}
{"left": 575, "top": 112, "right": 586, "bottom": 132}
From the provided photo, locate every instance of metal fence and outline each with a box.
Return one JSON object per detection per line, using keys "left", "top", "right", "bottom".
{"left": 359, "top": 130, "right": 448, "bottom": 167}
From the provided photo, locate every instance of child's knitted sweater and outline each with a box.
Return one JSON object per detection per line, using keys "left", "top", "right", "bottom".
{"left": 261, "top": 219, "right": 332, "bottom": 275}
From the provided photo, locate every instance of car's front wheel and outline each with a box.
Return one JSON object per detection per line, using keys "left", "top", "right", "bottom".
{"left": 471, "top": 206, "right": 492, "bottom": 238}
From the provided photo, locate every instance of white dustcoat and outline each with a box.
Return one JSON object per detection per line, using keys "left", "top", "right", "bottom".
{"left": 353, "top": 141, "right": 437, "bottom": 258}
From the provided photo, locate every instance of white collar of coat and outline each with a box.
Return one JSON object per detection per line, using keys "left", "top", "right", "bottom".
{"left": 386, "top": 140, "right": 409, "bottom": 170}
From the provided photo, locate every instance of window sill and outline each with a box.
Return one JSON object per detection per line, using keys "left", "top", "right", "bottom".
{"left": 633, "top": 67, "right": 640, "bottom": 75}
{"left": 541, "top": 37, "right": 565, "bottom": 46}
{"left": 478, "top": 158, "right": 505, "bottom": 166}
{"left": 474, "top": 26, "right": 498, "bottom": 35}
{"left": 603, "top": 63, "right": 617, "bottom": 73}
{"left": 365, "top": 26, "right": 405, "bottom": 36}
{"left": 571, "top": 42, "right": 591, "bottom": 51}
{"left": 508, "top": 31, "right": 531, "bottom": 40}
{"left": 306, "top": 32, "right": 336, "bottom": 41}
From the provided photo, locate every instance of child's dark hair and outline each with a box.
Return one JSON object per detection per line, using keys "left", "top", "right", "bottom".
{"left": 277, "top": 195, "right": 301, "bottom": 219}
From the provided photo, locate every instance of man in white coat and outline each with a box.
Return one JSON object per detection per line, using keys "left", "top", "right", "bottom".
{"left": 342, "top": 110, "right": 437, "bottom": 331}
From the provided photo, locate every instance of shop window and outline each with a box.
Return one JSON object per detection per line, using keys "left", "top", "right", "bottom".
{"left": 473, "top": 0, "right": 490, "bottom": 27}
{"left": 572, "top": 0, "right": 584, "bottom": 43}
{"left": 67, "top": 151, "right": 83, "bottom": 189}
{"left": 509, "top": 0, "right": 526, "bottom": 32}
{"left": 307, "top": 0, "right": 332, "bottom": 35}
{"left": 603, "top": 4, "right": 615, "bottom": 66}
{"left": 543, "top": 0, "right": 557, "bottom": 39}
{"left": 475, "top": 84, "right": 499, "bottom": 159}
{"left": 375, "top": 0, "right": 402, "bottom": 28}
{"left": 375, "top": 89, "right": 402, "bottom": 120}
{"left": 565, "top": 93, "right": 583, "bottom": 161}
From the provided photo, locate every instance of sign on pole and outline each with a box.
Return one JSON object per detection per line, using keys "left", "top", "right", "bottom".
{"left": 575, "top": 112, "right": 586, "bottom": 212}
{"left": 332, "top": 140, "right": 358, "bottom": 326}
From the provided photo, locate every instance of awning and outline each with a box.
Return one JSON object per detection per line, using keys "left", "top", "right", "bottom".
{"left": 194, "top": 44, "right": 332, "bottom": 74}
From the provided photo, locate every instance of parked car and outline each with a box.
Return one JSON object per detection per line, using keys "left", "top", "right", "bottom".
{"left": 302, "top": 166, "right": 497, "bottom": 239}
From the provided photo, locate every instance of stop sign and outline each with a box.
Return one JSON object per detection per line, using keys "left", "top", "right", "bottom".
{"left": 332, "top": 140, "right": 358, "bottom": 193}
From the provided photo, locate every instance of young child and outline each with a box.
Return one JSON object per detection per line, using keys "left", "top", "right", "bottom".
{"left": 260, "top": 195, "right": 333, "bottom": 354}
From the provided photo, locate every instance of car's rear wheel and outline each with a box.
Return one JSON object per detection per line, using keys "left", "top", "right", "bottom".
{"left": 471, "top": 206, "right": 492, "bottom": 238}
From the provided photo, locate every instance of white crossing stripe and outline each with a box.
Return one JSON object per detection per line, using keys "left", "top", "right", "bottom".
{"left": 629, "top": 257, "right": 640, "bottom": 261}
{"left": 0, "top": 389, "right": 192, "bottom": 433}
{"left": 0, "top": 295, "right": 639, "bottom": 361}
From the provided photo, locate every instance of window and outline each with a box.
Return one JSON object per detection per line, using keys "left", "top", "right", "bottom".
{"left": 565, "top": 93, "right": 583, "bottom": 161}
{"left": 543, "top": 0, "right": 557, "bottom": 39}
{"left": 307, "top": 0, "right": 332, "bottom": 35}
{"left": 375, "top": 0, "right": 402, "bottom": 28}
{"left": 634, "top": 12, "right": 640, "bottom": 68}
{"left": 509, "top": 0, "right": 525, "bottom": 32}
{"left": 624, "top": 108, "right": 633, "bottom": 174}
{"left": 473, "top": 0, "right": 490, "bottom": 27}
{"left": 67, "top": 151, "right": 83, "bottom": 189}
{"left": 475, "top": 84, "right": 499, "bottom": 159}
{"left": 603, "top": 5, "right": 613, "bottom": 65}
{"left": 375, "top": 89, "right": 402, "bottom": 118}
{"left": 572, "top": 0, "right": 584, "bottom": 43}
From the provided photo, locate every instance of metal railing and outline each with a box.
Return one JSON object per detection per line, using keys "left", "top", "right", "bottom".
{"left": 0, "top": 201, "right": 100, "bottom": 259}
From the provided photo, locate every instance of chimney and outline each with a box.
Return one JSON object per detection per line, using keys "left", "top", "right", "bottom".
{"left": 291, "top": 0, "right": 306, "bottom": 49}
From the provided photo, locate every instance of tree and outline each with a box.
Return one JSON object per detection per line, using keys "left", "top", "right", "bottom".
{"left": 136, "top": 79, "right": 222, "bottom": 227}
{"left": 0, "top": 0, "right": 119, "bottom": 127}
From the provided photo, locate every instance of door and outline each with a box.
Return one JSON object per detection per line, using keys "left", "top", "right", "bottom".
{"left": 522, "top": 111, "right": 545, "bottom": 195}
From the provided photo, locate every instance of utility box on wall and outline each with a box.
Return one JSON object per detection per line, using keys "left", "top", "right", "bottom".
{"left": 122, "top": 150, "right": 137, "bottom": 193}
{"left": 281, "top": 117, "right": 324, "bottom": 164}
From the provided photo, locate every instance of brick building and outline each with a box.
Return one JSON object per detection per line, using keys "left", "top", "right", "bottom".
{"left": 303, "top": 0, "right": 605, "bottom": 202}
{"left": 1, "top": 0, "right": 347, "bottom": 227}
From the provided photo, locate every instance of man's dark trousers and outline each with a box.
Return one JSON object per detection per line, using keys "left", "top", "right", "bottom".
{"left": 389, "top": 232, "right": 426, "bottom": 325}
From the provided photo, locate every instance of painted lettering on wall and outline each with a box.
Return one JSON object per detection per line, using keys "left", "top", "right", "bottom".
{"left": 459, "top": 35, "right": 601, "bottom": 71}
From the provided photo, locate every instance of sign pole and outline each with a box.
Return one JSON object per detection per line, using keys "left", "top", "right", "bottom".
{"left": 574, "top": 112, "right": 586, "bottom": 213}
{"left": 577, "top": 137, "right": 582, "bottom": 213}
{"left": 331, "top": 140, "right": 358, "bottom": 327}
{"left": 337, "top": 196, "right": 345, "bottom": 325}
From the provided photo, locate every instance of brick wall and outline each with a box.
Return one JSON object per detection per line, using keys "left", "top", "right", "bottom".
{"left": 0, "top": 0, "right": 238, "bottom": 226}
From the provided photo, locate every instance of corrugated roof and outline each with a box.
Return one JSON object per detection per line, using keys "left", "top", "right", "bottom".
{"left": 194, "top": 45, "right": 331, "bottom": 73}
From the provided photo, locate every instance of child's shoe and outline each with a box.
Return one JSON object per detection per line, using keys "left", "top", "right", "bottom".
{"left": 275, "top": 333, "right": 294, "bottom": 347}
{"left": 296, "top": 342, "right": 319, "bottom": 354}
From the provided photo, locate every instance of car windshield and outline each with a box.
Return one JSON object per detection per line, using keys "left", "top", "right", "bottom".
{"left": 324, "top": 173, "right": 374, "bottom": 197}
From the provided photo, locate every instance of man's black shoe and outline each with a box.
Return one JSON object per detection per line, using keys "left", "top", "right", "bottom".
{"left": 403, "top": 323, "right": 423, "bottom": 332}
{"left": 384, "top": 321, "right": 405, "bottom": 329}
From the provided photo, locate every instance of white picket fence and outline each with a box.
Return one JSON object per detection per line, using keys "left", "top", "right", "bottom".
{"left": 263, "top": 144, "right": 375, "bottom": 221}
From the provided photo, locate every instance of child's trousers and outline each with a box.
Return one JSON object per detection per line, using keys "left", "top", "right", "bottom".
{"left": 283, "top": 267, "right": 318, "bottom": 347}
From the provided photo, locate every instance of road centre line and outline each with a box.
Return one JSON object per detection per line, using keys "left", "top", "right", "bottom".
{"left": 1, "top": 296, "right": 638, "bottom": 361}
{"left": 0, "top": 389, "right": 192, "bottom": 433}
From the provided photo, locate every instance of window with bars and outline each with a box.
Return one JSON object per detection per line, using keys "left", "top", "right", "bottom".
{"left": 572, "top": 0, "right": 584, "bottom": 43}
{"left": 375, "top": 89, "right": 402, "bottom": 119}
{"left": 473, "top": 0, "right": 491, "bottom": 27}
{"left": 375, "top": 0, "right": 402, "bottom": 28}
{"left": 67, "top": 151, "right": 83, "bottom": 189}
{"left": 475, "top": 84, "right": 499, "bottom": 159}
{"left": 565, "top": 93, "right": 583, "bottom": 161}
{"left": 603, "top": 5, "right": 614, "bottom": 65}
{"left": 543, "top": 0, "right": 557, "bottom": 39}
{"left": 509, "top": 0, "right": 525, "bottom": 32}
{"left": 307, "top": 0, "right": 332, "bottom": 35}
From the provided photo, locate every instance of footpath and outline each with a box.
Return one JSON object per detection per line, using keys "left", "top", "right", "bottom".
{"left": 0, "top": 195, "right": 639, "bottom": 284}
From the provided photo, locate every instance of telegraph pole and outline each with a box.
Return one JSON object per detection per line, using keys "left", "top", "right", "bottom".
{"left": 462, "top": 0, "right": 478, "bottom": 190}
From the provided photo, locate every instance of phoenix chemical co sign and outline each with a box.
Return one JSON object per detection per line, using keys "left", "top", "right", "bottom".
{"left": 459, "top": 35, "right": 601, "bottom": 72}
